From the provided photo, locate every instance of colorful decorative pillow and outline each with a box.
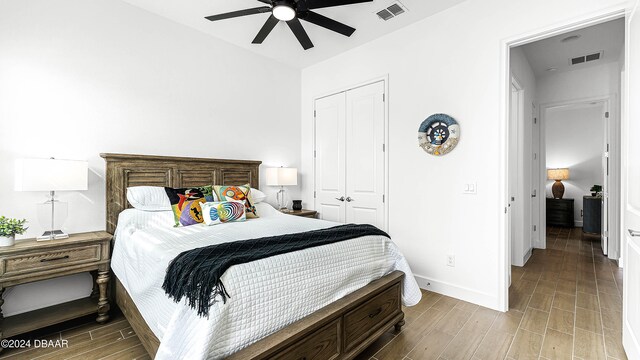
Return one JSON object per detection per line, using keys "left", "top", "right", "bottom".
{"left": 164, "top": 186, "right": 216, "bottom": 227}
{"left": 201, "top": 200, "right": 246, "bottom": 226}
{"left": 213, "top": 184, "right": 258, "bottom": 218}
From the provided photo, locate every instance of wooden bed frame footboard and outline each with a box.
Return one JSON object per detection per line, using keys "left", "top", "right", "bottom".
{"left": 103, "top": 153, "right": 405, "bottom": 359}
{"left": 115, "top": 271, "right": 405, "bottom": 359}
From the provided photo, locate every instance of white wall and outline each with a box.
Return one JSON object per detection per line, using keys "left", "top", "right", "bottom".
{"left": 545, "top": 105, "right": 605, "bottom": 225}
{"left": 510, "top": 47, "right": 537, "bottom": 266}
{"left": 300, "top": 0, "right": 628, "bottom": 310}
{"left": 0, "top": 0, "right": 301, "bottom": 316}
{"left": 538, "top": 62, "right": 621, "bottom": 257}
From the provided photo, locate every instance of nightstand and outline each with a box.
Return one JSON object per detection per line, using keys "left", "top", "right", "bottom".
{"left": 546, "top": 198, "right": 575, "bottom": 227}
{"left": 281, "top": 209, "right": 318, "bottom": 218}
{"left": 0, "top": 231, "right": 112, "bottom": 340}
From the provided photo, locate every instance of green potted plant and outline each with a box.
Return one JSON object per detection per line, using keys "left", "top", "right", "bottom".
{"left": 0, "top": 216, "right": 27, "bottom": 247}
{"left": 590, "top": 185, "right": 603, "bottom": 197}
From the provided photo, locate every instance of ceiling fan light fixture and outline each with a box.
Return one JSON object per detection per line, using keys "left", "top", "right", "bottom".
{"left": 273, "top": 4, "right": 296, "bottom": 21}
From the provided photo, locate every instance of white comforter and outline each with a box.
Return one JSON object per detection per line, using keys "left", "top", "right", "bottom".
{"left": 111, "top": 203, "right": 421, "bottom": 359}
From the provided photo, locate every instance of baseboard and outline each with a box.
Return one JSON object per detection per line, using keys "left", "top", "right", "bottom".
{"left": 413, "top": 274, "right": 499, "bottom": 311}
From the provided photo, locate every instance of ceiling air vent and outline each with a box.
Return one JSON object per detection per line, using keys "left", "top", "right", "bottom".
{"left": 570, "top": 51, "right": 603, "bottom": 65}
{"left": 376, "top": 2, "right": 408, "bottom": 21}
{"left": 376, "top": 9, "right": 394, "bottom": 21}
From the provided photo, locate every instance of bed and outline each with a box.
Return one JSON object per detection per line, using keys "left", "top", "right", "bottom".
{"left": 101, "top": 153, "right": 421, "bottom": 359}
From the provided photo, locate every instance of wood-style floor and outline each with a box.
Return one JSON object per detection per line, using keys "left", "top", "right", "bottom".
{"left": 355, "top": 227, "right": 626, "bottom": 360}
{"left": 0, "top": 226, "right": 625, "bottom": 359}
{"left": 0, "top": 312, "right": 148, "bottom": 360}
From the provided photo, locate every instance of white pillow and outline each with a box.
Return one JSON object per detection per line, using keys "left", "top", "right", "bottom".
{"left": 251, "top": 188, "right": 267, "bottom": 203}
{"left": 126, "top": 186, "right": 171, "bottom": 211}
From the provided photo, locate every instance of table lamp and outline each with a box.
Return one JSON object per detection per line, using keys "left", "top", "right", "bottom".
{"left": 265, "top": 167, "right": 297, "bottom": 210}
{"left": 547, "top": 168, "right": 570, "bottom": 199}
{"left": 15, "top": 158, "right": 88, "bottom": 240}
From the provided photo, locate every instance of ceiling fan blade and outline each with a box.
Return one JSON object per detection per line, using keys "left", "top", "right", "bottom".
{"left": 253, "top": 15, "right": 280, "bottom": 44}
{"left": 302, "top": 11, "right": 355, "bottom": 37}
{"left": 304, "top": 0, "right": 373, "bottom": 10}
{"left": 256, "top": 0, "right": 271, "bottom": 3}
{"left": 287, "top": 18, "right": 314, "bottom": 50}
{"left": 205, "top": 6, "right": 271, "bottom": 22}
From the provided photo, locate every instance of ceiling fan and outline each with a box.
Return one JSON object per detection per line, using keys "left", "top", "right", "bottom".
{"left": 204, "top": 0, "right": 374, "bottom": 50}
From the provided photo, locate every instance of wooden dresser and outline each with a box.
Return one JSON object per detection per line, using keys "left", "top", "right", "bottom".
{"left": 0, "top": 231, "right": 112, "bottom": 340}
{"left": 546, "top": 198, "right": 574, "bottom": 227}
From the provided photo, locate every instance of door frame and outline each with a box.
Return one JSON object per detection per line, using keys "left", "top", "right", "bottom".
{"left": 537, "top": 96, "right": 619, "bottom": 257}
{"left": 312, "top": 75, "right": 390, "bottom": 231}
{"left": 498, "top": 6, "right": 627, "bottom": 311}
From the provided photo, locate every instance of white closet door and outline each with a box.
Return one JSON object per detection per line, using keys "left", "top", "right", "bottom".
{"left": 314, "top": 92, "right": 346, "bottom": 223}
{"left": 345, "top": 81, "right": 385, "bottom": 228}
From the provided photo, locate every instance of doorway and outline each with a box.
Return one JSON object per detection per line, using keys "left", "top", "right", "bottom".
{"left": 504, "top": 15, "right": 625, "bottom": 312}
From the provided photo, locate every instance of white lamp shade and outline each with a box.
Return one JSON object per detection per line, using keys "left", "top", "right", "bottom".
{"left": 15, "top": 158, "right": 89, "bottom": 192}
{"left": 547, "top": 168, "right": 570, "bottom": 181}
{"left": 265, "top": 167, "right": 298, "bottom": 186}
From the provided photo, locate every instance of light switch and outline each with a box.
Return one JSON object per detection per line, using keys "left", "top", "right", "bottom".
{"left": 463, "top": 182, "right": 477, "bottom": 195}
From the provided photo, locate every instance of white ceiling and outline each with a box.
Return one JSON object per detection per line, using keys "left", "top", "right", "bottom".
{"left": 119, "top": 0, "right": 466, "bottom": 68}
{"left": 520, "top": 18, "right": 624, "bottom": 78}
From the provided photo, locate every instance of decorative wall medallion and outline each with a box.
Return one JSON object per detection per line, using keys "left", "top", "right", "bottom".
{"left": 418, "top": 114, "right": 460, "bottom": 156}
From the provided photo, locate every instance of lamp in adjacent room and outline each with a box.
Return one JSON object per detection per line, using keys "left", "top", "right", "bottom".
{"left": 265, "top": 167, "right": 297, "bottom": 210}
{"left": 547, "top": 168, "right": 570, "bottom": 199}
{"left": 15, "top": 158, "right": 89, "bottom": 240}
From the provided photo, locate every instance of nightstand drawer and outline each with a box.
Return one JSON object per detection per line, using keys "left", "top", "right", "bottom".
{"left": 1, "top": 245, "right": 102, "bottom": 277}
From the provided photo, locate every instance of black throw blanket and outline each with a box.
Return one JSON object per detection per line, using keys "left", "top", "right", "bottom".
{"left": 162, "top": 224, "right": 389, "bottom": 317}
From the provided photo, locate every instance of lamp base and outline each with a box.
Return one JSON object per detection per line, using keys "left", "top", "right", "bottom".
{"left": 37, "top": 230, "right": 69, "bottom": 241}
{"left": 552, "top": 180, "right": 565, "bottom": 199}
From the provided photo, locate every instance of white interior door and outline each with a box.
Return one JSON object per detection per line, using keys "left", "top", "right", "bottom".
{"left": 314, "top": 92, "right": 346, "bottom": 223}
{"left": 509, "top": 83, "right": 523, "bottom": 266}
{"left": 623, "top": 2, "right": 640, "bottom": 358}
{"left": 345, "top": 81, "right": 385, "bottom": 229}
{"left": 603, "top": 104, "right": 610, "bottom": 255}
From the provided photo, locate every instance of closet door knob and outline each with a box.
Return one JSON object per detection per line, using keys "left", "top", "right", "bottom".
{"left": 335, "top": 196, "right": 345, "bottom": 202}
{"left": 346, "top": 197, "right": 354, "bottom": 202}
{"left": 629, "top": 229, "right": 640, "bottom": 237}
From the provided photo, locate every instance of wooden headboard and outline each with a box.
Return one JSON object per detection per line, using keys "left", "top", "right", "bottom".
{"left": 100, "top": 153, "right": 261, "bottom": 234}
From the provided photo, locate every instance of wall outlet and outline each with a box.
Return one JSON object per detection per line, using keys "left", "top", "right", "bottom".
{"left": 447, "top": 255, "right": 455, "bottom": 267}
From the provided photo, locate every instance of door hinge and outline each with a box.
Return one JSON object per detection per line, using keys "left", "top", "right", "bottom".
{"left": 533, "top": 153, "right": 537, "bottom": 160}
{"left": 314, "top": 110, "right": 317, "bottom": 118}
{"left": 314, "top": 191, "right": 316, "bottom": 199}
{"left": 534, "top": 117, "right": 537, "bottom": 124}
{"left": 382, "top": 144, "right": 385, "bottom": 152}
{"left": 605, "top": 111, "right": 610, "bottom": 118}
{"left": 383, "top": 94, "right": 385, "bottom": 102}
{"left": 383, "top": 194, "right": 385, "bottom": 203}
{"left": 533, "top": 225, "right": 537, "bottom": 232}
{"left": 314, "top": 150, "right": 317, "bottom": 158}
{"left": 604, "top": 230, "right": 609, "bottom": 237}
{"left": 504, "top": 207, "right": 508, "bottom": 214}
